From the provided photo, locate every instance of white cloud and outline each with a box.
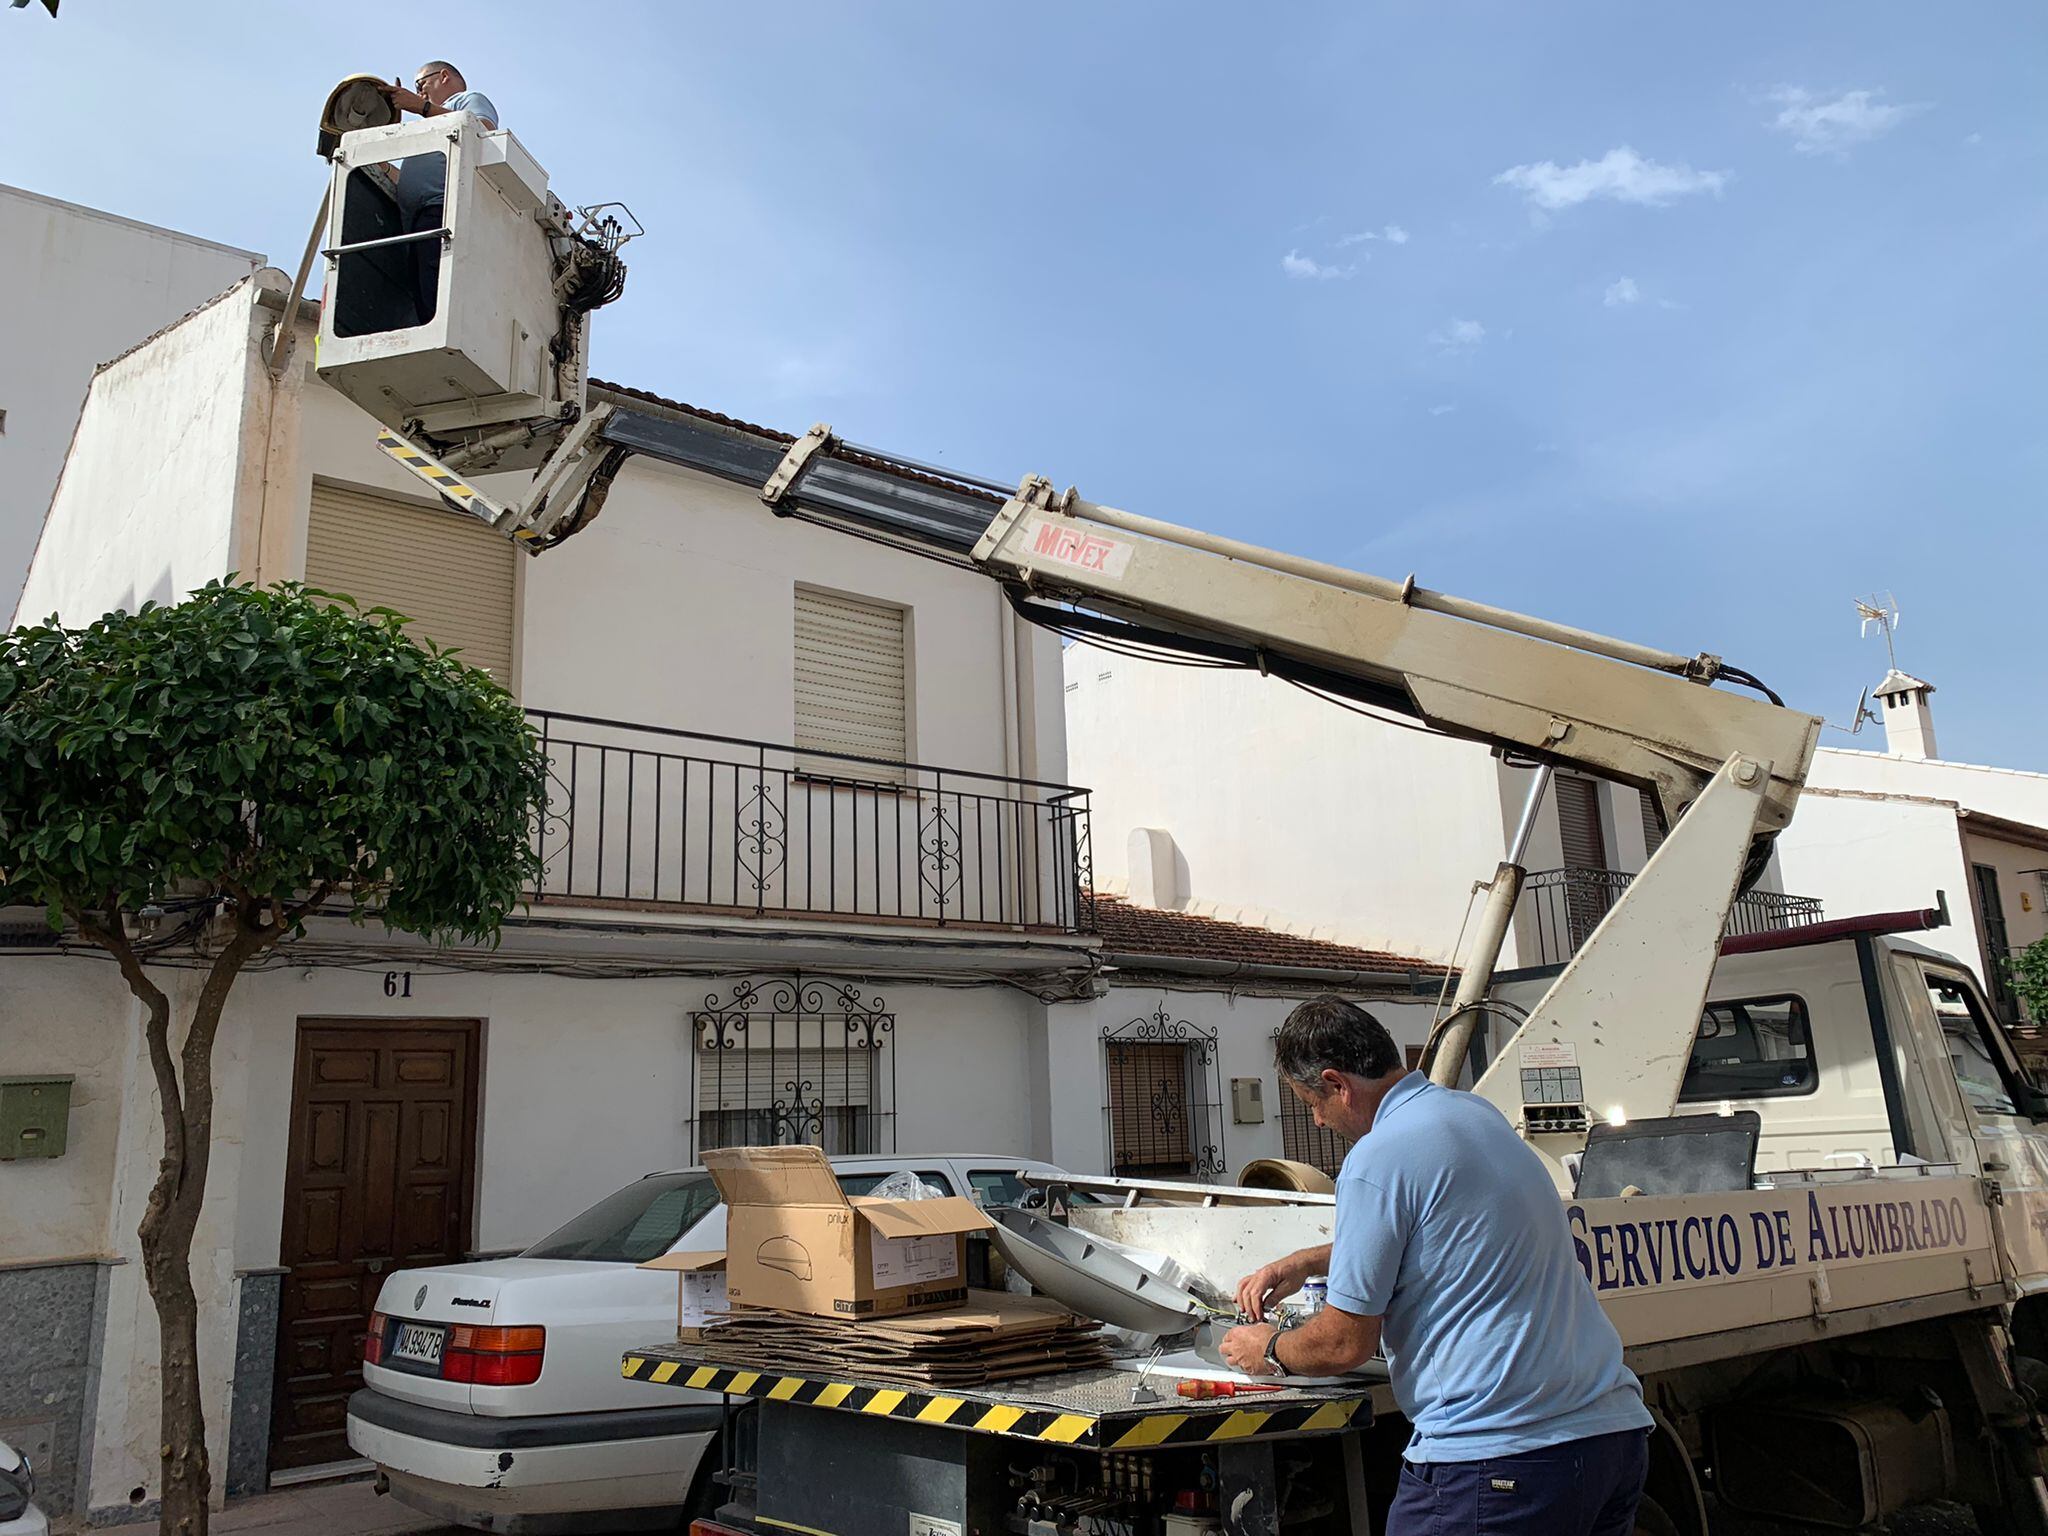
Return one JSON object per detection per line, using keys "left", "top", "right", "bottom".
{"left": 1336, "top": 223, "right": 1409, "bottom": 248}
{"left": 1428, "top": 404, "right": 1457, "bottom": 416}
{"left": 1430, "top": 318, "right": 1486, "bottom": 351}
{"left": 1768, "top": 87, "right": 1929, "bottom": 156}
{"left": 1604, "top": 277, "right": 1641, "bottom": 307}
{"left": 1964, "top": 131, "right": 1983, "bottom": 146}
{"left": 1494, "top": 146, "right": 1729, "bottom": 211}
{"left": 1281, "top": 248, "right": 1356, "bottom": 281}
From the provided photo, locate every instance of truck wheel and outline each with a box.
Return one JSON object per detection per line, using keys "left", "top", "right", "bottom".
{"left": 1972, "top": 1460, "right": 2048, "bottom": 1536}
{"left": 1632, "top": 1495, "right": 1680, "bottom": 1536}
{"left": 2017, "top": 1354, "right": 2048, "bottom": 1411}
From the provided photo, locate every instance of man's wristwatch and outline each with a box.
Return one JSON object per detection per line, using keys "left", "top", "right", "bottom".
{"left": 1261, "top": 1327, "right": 1288, "bottom": 1375}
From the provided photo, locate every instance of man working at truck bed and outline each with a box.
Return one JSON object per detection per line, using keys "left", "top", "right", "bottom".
{"left": 381, "top": 61, "right": 499, "bottom": 324}
{"left": 1219, "top": 998, "right": 1652, "bottom": 1535}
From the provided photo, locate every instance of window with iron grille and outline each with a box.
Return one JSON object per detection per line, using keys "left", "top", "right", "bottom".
{"left": 1101, "top": 1008, "right": 1225, "bottom": 1180}
{"left": 688, "top": 977, "right": 895, "bottom": 1159}
{"left": 1274, "top": 1078, "right": 1350, "bottom": 1177}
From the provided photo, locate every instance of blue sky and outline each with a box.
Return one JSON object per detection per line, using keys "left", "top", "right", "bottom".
{"left": 6, "top": 2, "right": 2044, "bottom": 763}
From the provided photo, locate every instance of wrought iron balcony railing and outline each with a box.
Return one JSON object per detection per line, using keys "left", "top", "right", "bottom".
{"left": 1519, "top": 867, "right": 1823, "bottom": 968}
{"left": 527, "top": 710, "right": 1094, "bottom": 934}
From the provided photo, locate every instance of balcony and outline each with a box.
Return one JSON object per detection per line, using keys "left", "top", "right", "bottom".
{"left": 1519, "top": 867, "right": 1823, "bottom": 968}
{"left": 526, "top": 711, "right": 1095, "bottom": 935}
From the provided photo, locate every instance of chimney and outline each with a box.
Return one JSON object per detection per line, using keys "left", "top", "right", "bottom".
{"left": 1126, "top": 827, "right": 1185, "bottom": 910}
{"left": 1873, "top": 669, "right": 1938, "bottom": 760}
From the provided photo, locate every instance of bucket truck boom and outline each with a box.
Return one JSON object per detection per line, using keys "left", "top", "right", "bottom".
{"left": 963, "top": 474, "right": 1821, "bottom": 1173}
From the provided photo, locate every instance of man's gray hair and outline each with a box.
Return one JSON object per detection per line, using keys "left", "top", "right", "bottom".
{"left": 418, "top": 60, "right": 464, "bottom": 86}
{"left": 1273, "top": 996, "right": 1400, "bottom": 1088}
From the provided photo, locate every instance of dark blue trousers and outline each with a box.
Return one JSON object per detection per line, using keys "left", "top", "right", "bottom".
{"left": 1386, "top": 1426, "right": 1651, "bottom": 1535}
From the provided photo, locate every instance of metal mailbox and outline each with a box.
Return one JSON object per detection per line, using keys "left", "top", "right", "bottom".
{"left": 0, "top": 1075, "right": 74, "bottom": 1159}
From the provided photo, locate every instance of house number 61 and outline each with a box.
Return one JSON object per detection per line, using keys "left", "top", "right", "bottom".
{"left": 383, "top": 971, "right": 414, "bottom": 998}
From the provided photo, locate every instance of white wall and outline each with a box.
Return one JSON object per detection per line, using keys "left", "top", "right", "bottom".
{"left": 1043, "top": 984, "right": 1437, "bottom": 1177}
{"left": 0, "top": 953, "right": 138, "bottom": 1261}
{"left": 1, "top": 184, "right": 259, "bottom": 620}
{"left": 1782, "top": 748, "right": 2048, "bottom": 996}
{"left": 1064, "top": 644, "right": 1515, "bottom": 962}
{"left": 1774, "top": 793, "right": 1977, "bottom": 973}
{"left": 12, "top": 274, "right": 273, "bottom": 627}
{"left": 1813, "top": 745, "right": 2048, "bottom": 827}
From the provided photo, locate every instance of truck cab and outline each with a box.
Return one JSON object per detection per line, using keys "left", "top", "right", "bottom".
{"left": 1492, "top": 918, "right": 2048, "bottom": 1306}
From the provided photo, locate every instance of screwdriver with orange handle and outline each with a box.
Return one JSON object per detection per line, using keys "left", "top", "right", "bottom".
{"left": 1176, "top": 1379, "right": 1288, "bottom": 1399}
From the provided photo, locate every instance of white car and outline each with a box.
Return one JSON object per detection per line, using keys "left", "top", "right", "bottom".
{"left": 347, "top": 1154, "right": 1071, "bottom": 1534}
{"left": 0, "top": 1440, "right": 48, "bottom": 1536}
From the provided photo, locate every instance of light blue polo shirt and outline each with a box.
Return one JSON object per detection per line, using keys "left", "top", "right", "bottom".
{"left": 396, "top": 92, "right": 501, "bottom": 220}
{"left": 1327, "top": 1072, "right": 1651, "bottom": 1462}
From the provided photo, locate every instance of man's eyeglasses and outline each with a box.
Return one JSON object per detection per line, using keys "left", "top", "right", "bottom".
{"left": 414, "top": 70, "right": 446, "bottom": 91}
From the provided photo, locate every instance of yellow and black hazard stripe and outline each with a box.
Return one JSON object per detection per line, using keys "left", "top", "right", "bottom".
{"left": 620, "top": 1358, "right": 1364, "bottom": 1449}
{"left": 372, "top": 429, "right": 530, "bottom": 536}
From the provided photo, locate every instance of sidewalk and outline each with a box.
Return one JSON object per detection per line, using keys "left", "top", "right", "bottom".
{"left": 213, "top": 1478, "right": 454, "bottom": 1536}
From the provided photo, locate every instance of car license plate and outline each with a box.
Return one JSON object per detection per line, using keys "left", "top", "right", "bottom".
{"left": 392, "top": 1322, "right": 445, "bottom": 1367}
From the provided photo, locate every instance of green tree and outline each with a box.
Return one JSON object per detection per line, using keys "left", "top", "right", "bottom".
{"left": 0, "top": 581, "right": 549, "bottom": 1535}
{"left": 2012, "top": 937, "right": 2048, "bottom": 1026}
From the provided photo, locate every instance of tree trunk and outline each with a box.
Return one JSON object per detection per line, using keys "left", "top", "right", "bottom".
{"left": 141, "top": 1209, "right": 210, "bottom": 1536}
{"left": 87, "top": 909, "right": 263, "bottom": 1536}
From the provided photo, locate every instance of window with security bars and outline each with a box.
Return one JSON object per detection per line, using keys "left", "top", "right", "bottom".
{"left": 694, "top": 1045, "right": 880, "bottom": 1155}
{"left": 1275, "top": 1077, "right": 1351, "bottom": 1176}
{"left": 1106, "top": 1041, "right": 1197, "bottom": 1177}
{"left": 794, "top": 585, "right": 909, "bottom": 781}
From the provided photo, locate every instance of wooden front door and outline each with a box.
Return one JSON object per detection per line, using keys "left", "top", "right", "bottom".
{"left": 270, "top": 1020, "right": 480, "bottom": 1470}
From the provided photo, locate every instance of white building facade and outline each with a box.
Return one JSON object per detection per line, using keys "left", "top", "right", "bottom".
{"left": 1064, "top": 643, "right": 1817, "bottom": 974}
{"left": 1775, "top": 675, "right": 2048, "bottom": 1025}
{"left": 0, "top": 183, "right": 260, "bottom": 620}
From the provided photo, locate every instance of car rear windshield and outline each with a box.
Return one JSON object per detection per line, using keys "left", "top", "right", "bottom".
{"left": 521, "top": 1173, "right": 720, "bottom": 1263}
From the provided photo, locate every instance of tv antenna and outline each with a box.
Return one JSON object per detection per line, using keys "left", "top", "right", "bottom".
{"left": 1855, "top": 593, "right": 1902, "bottom": 671}
{"left": 1826, "top": 594, "right": 1902, "bottom": 736}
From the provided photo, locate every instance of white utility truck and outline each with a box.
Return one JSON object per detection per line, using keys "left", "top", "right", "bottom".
{"left": 302, "top": 104, "right": 2048, "bottom": 1536}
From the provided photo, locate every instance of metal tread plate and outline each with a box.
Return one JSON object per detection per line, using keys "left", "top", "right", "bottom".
{"left": 620, "top": 1350, "right": 1369, "bottom": 1449}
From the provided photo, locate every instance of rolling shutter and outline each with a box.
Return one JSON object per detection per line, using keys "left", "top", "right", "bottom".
{"left": 694, "top": 1047, "right": 875, "bottom": 1112}
{"left": 793, "top": 586, "right": 908, "bottom": 774}
{"left": 1555, "top": 776, "right": 1612, "bottom": 950}
{"left": 1639, "top": 790, "right": 1666, "bottom": 856}
{"left": 304, "top": 481, "right": 516, "bottom": 681}
{"left": 1556, "top": 776, "right": 1609, "bottom": 871}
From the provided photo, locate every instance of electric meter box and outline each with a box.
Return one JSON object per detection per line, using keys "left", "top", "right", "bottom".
{"left": 317, "top": 113, "right": 586, "bottom": 464}
{"left": 1231, "top": 1076, "right": 1265, "bottom": 1124}
{"left": 1, "top": 1075, "right": 74, "bottom": 1160}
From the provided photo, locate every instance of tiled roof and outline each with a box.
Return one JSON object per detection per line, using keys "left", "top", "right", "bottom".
{"left": 589, "top": 379, "right": 1006, "bottom": 507}
{"left": 590, "top": 379, "right": 796, "bottom": 445}
{"left": 1092, "top": 895, "right": 1445, "bottom": 976}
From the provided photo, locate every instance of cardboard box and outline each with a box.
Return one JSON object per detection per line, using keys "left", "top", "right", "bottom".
{"left": 639, "top": 1251, "right": 728, "bottom": 1340}
{"left": 701, "top": 1145, "right": 994, "bottom": 1319}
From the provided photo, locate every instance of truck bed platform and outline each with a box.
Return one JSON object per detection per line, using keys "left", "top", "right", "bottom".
{"left": 621, "top": 1344, "right": 1372, "bottom": 1449}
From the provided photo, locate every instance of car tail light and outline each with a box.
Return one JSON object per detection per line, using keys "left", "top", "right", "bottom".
{"left": 442, "top": 1324, "right": 545, "bottom": 1386}
{"left": 691, "top": 1521, "right": 750, "bottom": 1536}
{"left": 362, "top": 1312, "right": 388, "bottom": 1366}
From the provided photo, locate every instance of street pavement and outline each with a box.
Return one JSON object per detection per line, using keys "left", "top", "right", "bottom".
{"left": 212, "top": 1478, "right": 442, "bottom": 1535}
{"left": 208, "top": 1476, "right": 1984, "bottom": 1536}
